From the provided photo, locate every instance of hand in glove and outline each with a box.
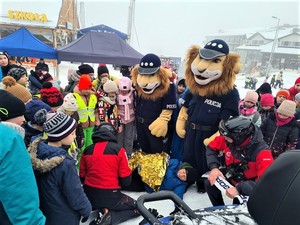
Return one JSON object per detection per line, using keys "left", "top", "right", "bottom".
{"left": 203, "top": 131, "right": 220, "bottom": 146}
{"left": 169, "top": 206, "right": 181, "bottom": 215}
{"left": 149, "top": 109, "right": 172, "bottom": 137}
{"left": 176, "top": 106, "right": 188, "bottom": 138}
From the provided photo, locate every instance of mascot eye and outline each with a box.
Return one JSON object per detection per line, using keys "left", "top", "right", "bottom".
{"left": 212, "top": 58, "right": 221, "bottom": 63}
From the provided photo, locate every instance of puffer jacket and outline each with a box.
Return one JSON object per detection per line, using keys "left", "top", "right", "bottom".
{"left": 28, "top": 137, "right": 92, "bottom": 225}
{"left": 260, "top": 112, "right": 298, "bottom": 158}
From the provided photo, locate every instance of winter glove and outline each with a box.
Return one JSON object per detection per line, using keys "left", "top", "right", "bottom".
{"left": 81, "top": 215, "right": 89, "bottom": 223}
{"left": 149, "top": 109, "right": 172, "bottom": 137}
{"left": 203, "top": 131, "right": 220, "bottom": 146}
{"left": 176, "top": 106, "right": 188, "bottom": 138}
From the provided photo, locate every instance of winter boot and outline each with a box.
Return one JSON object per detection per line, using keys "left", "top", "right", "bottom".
{"left": 89, "top": 208, "right": 112, "bottom": 225}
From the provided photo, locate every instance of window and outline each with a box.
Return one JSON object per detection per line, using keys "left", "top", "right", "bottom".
{"left": 281, "top": 41, "right": 291, "bottom": 47}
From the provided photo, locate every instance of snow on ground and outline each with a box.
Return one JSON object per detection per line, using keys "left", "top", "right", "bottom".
{"left": 47, "top": 62, "right": 299, "bottom": 224}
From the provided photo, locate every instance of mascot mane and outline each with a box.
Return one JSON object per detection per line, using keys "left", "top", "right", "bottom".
{"left": 131, "top": 66, "right": 171, "bottom": 101}
{"left": 185, "top": 45, "right": 240, "bottom": 97}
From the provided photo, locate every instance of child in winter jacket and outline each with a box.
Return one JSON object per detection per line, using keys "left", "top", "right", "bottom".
{"left": 239, "top": 91, "right": 261, "bottom": 126}
{"left": 261, "top": 100, "right": 298, "bottom": 159}
{"left": 97, "top": 80, "right": 122, "bottom": 133}
{"left": 73, "top": 75, "right": 98, "bottom": 151}
{"left": 258, "top": 93, "right": 275, "bottom": 122}
{"left": 0, "top": 90, "right": 46, "bottom": 225}
{"left": 116, "top": 76, "right": 135, "bottom": 157}
{"left": 274, "top": 89, "right": 290, "bottom": 108}
{"left": 80, "top": 123, "right": 139, "bottom": 225}
{"left": 58, "top": 93, "right": 84, "bottom": 163}
{"left": 28, "top": 112, "right": 92, "bottom": 225}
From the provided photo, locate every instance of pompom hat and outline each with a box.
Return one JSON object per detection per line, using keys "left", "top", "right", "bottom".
{"left": 78, "top": 74, "right": 92, "bottom": 91}
{"left": 2, "top": 76, "right": 32, "bottom": 103}
{"left": 62, "top": 93, "right": 78, "bottom": 112}
{"left": 43, "top": 112, "right": 77, "bottom": 142}
{"left": 244, "top": 91, "right": 259, "bottom": 104}
{"left": 25, "top": 99, "right": 51, "bottom": 124}
{"left": 40, "top": 82, "right": 63, "bottom": 107}
{"left": 0, "top": 90, "right": 25, "bottom": 121}
{"left": 277, "top": 100, "right": 296, "bottom": 117}
{"left": 260, "top": 94, "right": 274, "bottom": 107}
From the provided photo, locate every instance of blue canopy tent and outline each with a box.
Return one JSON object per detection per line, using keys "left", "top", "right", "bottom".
{"left": 0, "top": 27, "right": 57, "bottom": 59}
{"left": 77, "top": 24, "right": 128, "bottom": 40}
{"left": 57, "top": 31, "right": 143, "bottom": 66}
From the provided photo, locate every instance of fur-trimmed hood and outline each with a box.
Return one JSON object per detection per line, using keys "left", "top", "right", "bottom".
{"left": 28, "top": 137, "right": 66, "bottom": 173}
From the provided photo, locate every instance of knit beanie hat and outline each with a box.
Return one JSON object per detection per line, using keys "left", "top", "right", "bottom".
{"left": 62, "top": 93, "right": 78, "bottom": 112}
{"left": 294, "top": 77, "right": 300, "bottom": 85}
{"left": 7, "top": 66, "right": 27, "bottom": 81}
{"left": 0, "top": 51, "right": 9, "bottom": 59}
{"left": 179, "top": 162, "right": 198, "bottom": 183}
{"left": 2, "top": 76, "right": 32, "bottom": 103}
{"left": 97, "top": 65, "right": 109, "bottom": 78}
{"left": 277, "top": 100, "right": 296, "bottom": 117}
{"left": 78, "top": 64, "right": 94, "bottom": 74}
{"left": 276, "top": 90, "right": 290, "bottom": 99}
{"left": 295, "top": 93, "right": 300, "bottom": 102}
{"left": 40, "top": 82, "right": 63, "bottom": 107}
{"left": 118, "top": 76, "right": 132, "bottom": 91}
{"left": 104, "top": 80, "right": 118, "bottom": 93}
{"left": 257, "top": 83, "right": 272, "bottom": 94}
{"left": 244, "top": 91, "right": 259, "bottom": 104}
{"left": 260, "top": 94, "right": 274, "bottom": 107}
{"left": 78, "top": 74, "right": 92, "bottom": 91}
{"left": 25, "top": 99, "right": 51, "bottom": 124}
{"left": 0, "top": 90, "right": 25, "bottom": 121}
{"left": 43, "top": 112, "right": 77, "bottom": 142}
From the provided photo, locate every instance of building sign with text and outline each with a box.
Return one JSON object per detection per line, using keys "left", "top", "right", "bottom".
{"left": 7, "top": 10, "right": 48, "bottom": 22}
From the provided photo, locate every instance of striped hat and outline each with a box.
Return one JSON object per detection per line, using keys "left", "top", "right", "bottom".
{"left": 43, "top": 112, "right": 77, "bottom": 142}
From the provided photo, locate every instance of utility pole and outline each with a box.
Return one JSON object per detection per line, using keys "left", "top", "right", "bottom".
{"left": 127, "top": 0, "right": 135, "bottom": 45}
{"left": 266, "top": 16, "right": 280, "bottom": 75}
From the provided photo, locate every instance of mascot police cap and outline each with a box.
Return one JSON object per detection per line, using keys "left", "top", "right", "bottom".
{"left": 199, "top": 39, "right": 229, "bottom": 60}
{"left": 137, "top": 53, "right": 161, "bottom": 75}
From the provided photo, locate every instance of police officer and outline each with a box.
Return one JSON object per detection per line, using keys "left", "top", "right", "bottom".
{"left": 204, "top": 116, "right": 274, "bottom": 206}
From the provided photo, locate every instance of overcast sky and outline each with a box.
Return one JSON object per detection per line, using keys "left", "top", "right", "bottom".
{"left": 80, "top": 0, "right": 299, "bottom": 58}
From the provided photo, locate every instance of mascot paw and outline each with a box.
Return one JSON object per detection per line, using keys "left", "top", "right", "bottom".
{"left": 149, "top": 119, "right": 168, "bottom": 137}
{"left": 176, "top": 119, "right": 186, "bottom": 138}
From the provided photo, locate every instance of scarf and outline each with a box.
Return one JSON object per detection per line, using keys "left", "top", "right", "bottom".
{"left": 239, "top": 101, "right": 257, "bottom": 116}
{"left": 275, "top": 111, "right": 294, "bottom": 126}
{"left": 118, "top": 89, "right": 133, "bottom": 121}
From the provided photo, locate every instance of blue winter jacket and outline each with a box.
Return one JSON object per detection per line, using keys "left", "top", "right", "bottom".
{"left": 0, "top": 123, "right": 45, "bottom": 225}
{"left": 29, "top": 138, "right": 91, "bottom": 225}
{"left": 146, "top": 159, "right": 188, "bottom": 199}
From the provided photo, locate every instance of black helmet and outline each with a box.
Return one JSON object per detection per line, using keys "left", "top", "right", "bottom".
{"left": 95, "top": 122, "right": 117, "bottom": 136}
{"left": 219, "top": 116, "right": 255, "bottom": 146}
{"left": 7, "top": 67, "right": 27, "bottom": 81}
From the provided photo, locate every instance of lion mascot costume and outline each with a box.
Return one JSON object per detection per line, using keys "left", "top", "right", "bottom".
{"left": 176, "top": 39, "right": 241, "bottom": 192}
{"left": 131, "top": 53, "right": 177, "bottom": 154}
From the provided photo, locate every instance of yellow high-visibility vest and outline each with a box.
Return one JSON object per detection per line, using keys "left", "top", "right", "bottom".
{"left": 73, "top": 93, "right": 97, "bottom": 123}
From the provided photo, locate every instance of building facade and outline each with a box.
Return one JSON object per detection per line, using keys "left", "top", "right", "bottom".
{"left": 0, "top": 0, "right": 80, "bottom": 48}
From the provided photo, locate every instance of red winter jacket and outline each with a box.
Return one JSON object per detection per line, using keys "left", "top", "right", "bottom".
{"left": 80, "top": 129, "right": 132, "bottom": 189}
{"left": 207, "top": 133, "right": 273, "bottom": 182}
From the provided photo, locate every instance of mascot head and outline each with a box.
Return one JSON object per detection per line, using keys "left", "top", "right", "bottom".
{"left": 186, "top": 39, "right": 241, "bottom": 97}
{"left": 131, "top": 53, "right": 172, "bottom": 101}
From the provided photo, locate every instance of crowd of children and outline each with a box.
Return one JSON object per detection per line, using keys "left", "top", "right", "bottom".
{"left": 1, "top": 49, "right": 300, "bottom": 224}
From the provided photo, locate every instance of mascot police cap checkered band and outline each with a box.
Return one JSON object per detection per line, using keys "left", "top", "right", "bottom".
{"left": 137, "top": 53, "right": 161, "bottom": 75}
{"left": 199, "top": 39, "right": 229, "bottom": 60}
